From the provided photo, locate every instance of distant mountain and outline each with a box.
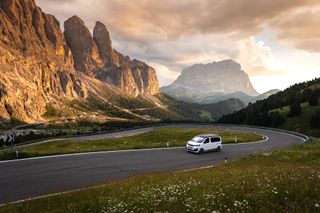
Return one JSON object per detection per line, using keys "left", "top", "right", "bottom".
{"left": 248, "top": 89, "right": 281, "bottom": 104}
{"left": 161, "top": 60, "right": 259, "bottom": 104}
{"left": 162, "top": 96, "right": 245, "bottom": 122}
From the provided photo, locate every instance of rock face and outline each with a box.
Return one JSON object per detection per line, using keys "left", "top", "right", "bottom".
{"left": 0, "top": 0, "right": 159, "bottom": 122}
{"left": 162, "top": 60, "right": 259, "bottom": 104}
{"left": 90, "top": 21, "right": 159, "bottom": 96}
{"left": 64, "top": 16, "right": 103, "bottom": 73}
{"left": 93, "top": 21, "right": 117, "bottom": 65}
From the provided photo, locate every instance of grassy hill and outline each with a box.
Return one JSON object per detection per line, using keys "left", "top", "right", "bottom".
{"left": 63, "top": 93, "right": 245, "bottom": 123}
{"left": 218, "top": 78, "right": 320, "bottom": 136}
{"left": 0, "top": 93, "right": 245, "bottom": 146}
{"left": 272, "top": 102, "right": 320, "bottom": 136}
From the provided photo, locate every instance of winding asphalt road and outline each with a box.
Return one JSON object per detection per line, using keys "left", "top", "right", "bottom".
{"left": 0, "top": 125, "right": 306, "bottom": 205}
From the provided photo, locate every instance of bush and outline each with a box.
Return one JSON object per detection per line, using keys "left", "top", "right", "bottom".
{"left": 270, "top": 111, "right": 285, "bottom": 127}
{"left": 287, "top": 102, "right": 302, "bottom": 117}
{"left": 43, "top": 104, "right": 60, "bottom": 118}
{"left": 310, "top": 110, "right": 320, "bottom": 128}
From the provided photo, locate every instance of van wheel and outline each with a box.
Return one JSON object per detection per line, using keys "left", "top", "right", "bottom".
{"left": 199, "top": 148, "right": 204, "bottom": 154}
{"left": 216, "top": 146, "right": 221, "bottom": 152}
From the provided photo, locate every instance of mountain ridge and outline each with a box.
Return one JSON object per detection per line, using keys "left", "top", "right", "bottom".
{"left": 0, "top": 0, "right": 160, "bottom": 123}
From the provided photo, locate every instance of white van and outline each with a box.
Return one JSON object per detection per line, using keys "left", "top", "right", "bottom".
{"left": 186, "top": 134, "right": 222, "bottom": 154}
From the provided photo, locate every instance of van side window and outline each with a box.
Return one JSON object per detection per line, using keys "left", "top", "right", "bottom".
{"left": 203, "top": 138, "right": 209, "bottom": 144}
{"left": 211, "top": 137, "right": 221, "bottom": 142}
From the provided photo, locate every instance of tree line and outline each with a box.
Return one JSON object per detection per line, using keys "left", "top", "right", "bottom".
{"left": 218, "top": 78, "right": 320, "bottom": 129}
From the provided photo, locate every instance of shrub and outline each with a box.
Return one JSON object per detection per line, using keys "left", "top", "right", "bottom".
{"left": 43, "top": 104, "right": 60, "bottom": 118}
{"left": 270, "top": 111, "right": 285, "bottom": 127}
{"left": 287, "top": 102, "right": 302, "bottom": 117}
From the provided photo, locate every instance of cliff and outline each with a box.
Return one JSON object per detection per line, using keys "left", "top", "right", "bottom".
{"left": 0, "top": 0, "right": 159, "bottom": 123}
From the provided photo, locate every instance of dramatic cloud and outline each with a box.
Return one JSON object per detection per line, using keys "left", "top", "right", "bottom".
{"left": 37, "top": 0, "right": 320, "bottom": 92}
{"left": 272, "top": 6, "right": 320, "bottom": 52}
{"left": 102, "top": 0, "right": 318, "bottom": 42}
{"left": 38, "top": 0, "right": 320, "bottom": 44}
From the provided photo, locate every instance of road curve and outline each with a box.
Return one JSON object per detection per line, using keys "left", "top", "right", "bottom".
{"left": 0, "top": 125, "right": 306, "bottom": 205}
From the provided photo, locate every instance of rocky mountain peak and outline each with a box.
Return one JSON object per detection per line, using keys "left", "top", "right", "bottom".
{"left": 64, "top": 16, "right": 103, "bottom": 73}
{"left": 162, "top": 60, "right": 259, "bottom": 104}
{"left": 175, "top": 60, "right": 258, "bottom": 96}
{"left": 0, "top": 0, "right": 73, "bottom": 67}
{"left": 217, "top": 59, "right": 241, "bottom": 70}
{"left": 0, "top": 0, "right": 160, "bottom": 122}
{"left": 185, "top": 59, "right": 242, "bottom": 76}
{"left": 93, "top": 21, "right": 118, "bottom": 65}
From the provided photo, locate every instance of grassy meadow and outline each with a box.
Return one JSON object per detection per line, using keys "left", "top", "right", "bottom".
{"left": 0, "top": 128, "right": 262, "bottom": 161}
{"left": 1, "top": 139, "right": 319, "bottom": 212}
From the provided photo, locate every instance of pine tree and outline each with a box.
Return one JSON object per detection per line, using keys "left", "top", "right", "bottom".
{"left": 309, "top": 93, "right": 319, "bottom": 106}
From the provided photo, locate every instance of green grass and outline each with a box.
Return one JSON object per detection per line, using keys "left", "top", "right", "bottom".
{"left": 0, "top": 117, "right": 26, "bottom": 130}
{"left": 0, "top": 128, "right": 262, "bottom": 160}
{"left": 1, "top": 139, "right": 320, "bottom": 212}
{"left": 199, "top": 110, "right": 214, "bottom": 121}
{"left": 273, "top": 102, "right": 320, "bottom": 136}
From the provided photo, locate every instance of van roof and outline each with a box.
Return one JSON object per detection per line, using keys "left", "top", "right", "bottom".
{"left": 197, "top": 134, "right": 220, "bottom": 138}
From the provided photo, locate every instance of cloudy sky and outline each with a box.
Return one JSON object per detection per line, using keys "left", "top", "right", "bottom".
{"left": 37, "top": 0, "right": 320, "bottom": 93}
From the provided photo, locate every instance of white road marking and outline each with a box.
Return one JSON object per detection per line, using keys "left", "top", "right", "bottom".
{"left": 0, "top": 147, "right": 183, "bottom": 164}
{"left": 0, "top": 136, "right": 269, "bottom": 164}
{"left": 0, "top": 125, "right": 308, "bottom": 207}
{"left": 0, "top": 125, "right": 307, "bottom": 164}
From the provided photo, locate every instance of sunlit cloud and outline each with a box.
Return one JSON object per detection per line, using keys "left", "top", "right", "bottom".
{"left": 271, "top": 6, "right": 320, "bottom": 52}
{"left": 37, "top": 0, "right": 320, "bottom": 93}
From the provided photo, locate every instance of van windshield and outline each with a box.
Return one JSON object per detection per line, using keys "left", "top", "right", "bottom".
{"left": 191, "top": 136, "right": 204, "bottom": 143}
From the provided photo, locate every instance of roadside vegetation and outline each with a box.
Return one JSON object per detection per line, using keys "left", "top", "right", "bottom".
{"left": 0, "top": 128, "right": 262, "bottom": 161}
{"left": 1, "top": 120, "right": 193, "bottom": 147}
{"left": 1, "top": 139, "right": 319, "bottom": 212}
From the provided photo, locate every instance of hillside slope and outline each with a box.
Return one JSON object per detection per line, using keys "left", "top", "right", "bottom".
{"left": 218, "top": 78, "right": 320, "bottom": 136}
